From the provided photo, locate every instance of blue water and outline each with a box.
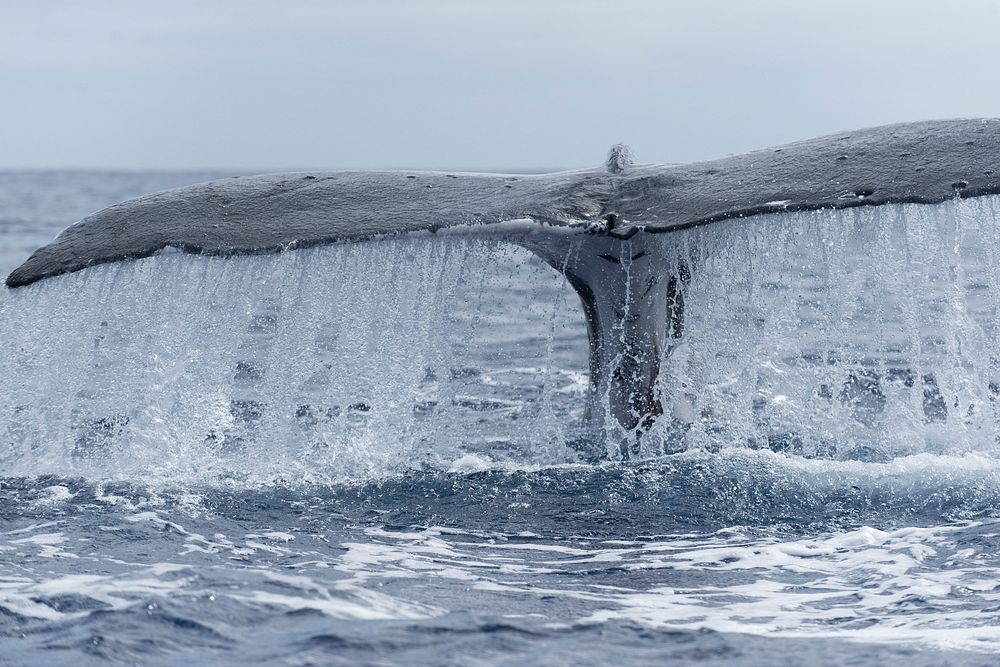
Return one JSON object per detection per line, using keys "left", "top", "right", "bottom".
{"left": 3, "top": 172, "right": 1000, "bottom": 666}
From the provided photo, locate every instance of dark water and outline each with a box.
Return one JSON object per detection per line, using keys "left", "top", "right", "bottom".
{"left": 3, "top": 172, "right": 1000, "bottom": 666}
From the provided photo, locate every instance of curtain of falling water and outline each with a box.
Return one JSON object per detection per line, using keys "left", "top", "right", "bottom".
{"left": 650, "top": 196, "right": 1000, "bottom": 460}
{"left": 8, "top": 197, "right": 1000, "bottom": 480}
{"left": 0, "top": 238, "right": 587, "bottom": 485}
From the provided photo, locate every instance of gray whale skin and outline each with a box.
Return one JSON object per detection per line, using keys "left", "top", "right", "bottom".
{"left": 9, "top": 119, "right": 1000, "bottom": 445}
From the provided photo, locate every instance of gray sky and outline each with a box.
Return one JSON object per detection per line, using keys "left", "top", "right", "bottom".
{"left": 1, "top": 0, "right": 998, "bottom": 171}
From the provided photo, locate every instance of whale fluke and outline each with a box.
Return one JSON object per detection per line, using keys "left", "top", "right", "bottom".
{"left": 9, "top": 120, "right": 1000, "bottom": 290}
{"left": 3, "top": 170, "right": 611, "bottom": 288}
{"left": 9, "top": 119, "right": 1000, "bottom": 444}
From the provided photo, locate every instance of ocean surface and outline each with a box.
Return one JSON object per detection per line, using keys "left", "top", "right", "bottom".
{"left": 4, "top": 171, "right": 1000, "bottom": 666}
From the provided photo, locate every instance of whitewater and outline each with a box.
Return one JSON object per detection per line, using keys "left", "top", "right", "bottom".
{"left": 3, "top": 171, "right": 1000, "bottom": 666}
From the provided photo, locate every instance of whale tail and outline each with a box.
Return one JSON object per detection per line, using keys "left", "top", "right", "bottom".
{"left": 8, "top": 120, "right": 1000, "bottom": 446}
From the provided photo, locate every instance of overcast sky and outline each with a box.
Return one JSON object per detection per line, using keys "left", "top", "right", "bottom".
{"left": 1, "top": 0, "right": 998, "bottom": 171}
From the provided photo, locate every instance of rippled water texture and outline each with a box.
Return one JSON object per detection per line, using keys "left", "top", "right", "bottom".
{"left": 3, "top": 172, "right": 1000, "bottom": 666}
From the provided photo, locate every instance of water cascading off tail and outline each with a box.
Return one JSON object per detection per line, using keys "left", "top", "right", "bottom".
{"left": 0, "top": 240, "right": 589, "bottom": 482}
{"left": 556, "top": 196, "right": 1000, "bottom": 461}
{"left": 6, "top": 119, "right": 1000, "bottom": 474}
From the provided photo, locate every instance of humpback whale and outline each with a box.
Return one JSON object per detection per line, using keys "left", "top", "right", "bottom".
{"left": 8, "top": 119, "right": 1000, "bottom": 446}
